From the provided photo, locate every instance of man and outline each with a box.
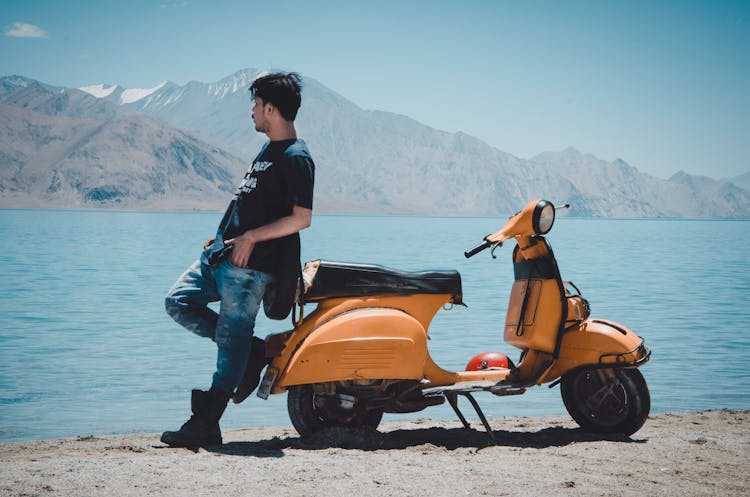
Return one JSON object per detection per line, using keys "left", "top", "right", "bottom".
{"left": 161, "top": 72, "right": 314, "bottom": 448}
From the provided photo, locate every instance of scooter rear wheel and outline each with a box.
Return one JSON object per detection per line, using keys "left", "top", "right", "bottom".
{"left": 287, "top": 383, "right": 384, "bottom": 437}
{"left": 560, "top": 368, "right": 650, "bottom": 436}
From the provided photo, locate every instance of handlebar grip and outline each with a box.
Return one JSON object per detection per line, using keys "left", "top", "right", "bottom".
{"left": 464, "top": 240, "right": 491, "bottom": 258}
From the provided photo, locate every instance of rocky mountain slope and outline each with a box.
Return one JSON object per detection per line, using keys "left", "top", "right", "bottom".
{"left": 1, "top": 71, "right": 748, "bottom": 217}
{"left": 0, "top": 76, "right": 245, "bottom": 210}
{"left": 113, "top": 68, "right": 750, "bottom": 218}
{"left": 728, "top": 171, "right": 750, "bottom": 192}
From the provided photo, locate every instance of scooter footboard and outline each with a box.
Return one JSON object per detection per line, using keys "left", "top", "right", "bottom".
{"left": 539, "top": 318, "right": 650, "bottom": 382}
{"left": 277, "top": 308, "right": 428, "bottom": 387}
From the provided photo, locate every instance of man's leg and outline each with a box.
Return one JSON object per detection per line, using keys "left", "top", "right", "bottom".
{"left": 161, "top": 260, "right": 271, "bottom": 448}
{"left": 164, "top": 259, "right": 220, "bottom": 340}
{"left": 211, "top": 261, "right": 273, "bottom": 395}
{"left": 161, "top": 257, "right": 225, "bottom": 448}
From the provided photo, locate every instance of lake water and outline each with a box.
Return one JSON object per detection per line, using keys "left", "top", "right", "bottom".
{"left": 1, "top": 209, "right": 749, "bottom": 442}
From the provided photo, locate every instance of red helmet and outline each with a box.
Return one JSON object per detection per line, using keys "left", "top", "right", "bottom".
{"left": 465, "top": 351, "right": 513, "bottom": 371}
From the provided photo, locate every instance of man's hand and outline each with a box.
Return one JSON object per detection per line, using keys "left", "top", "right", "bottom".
{"left": 222, "top": 206, "right": 311, "bottom": 268}
{"left": 204, "top": 237, "right": 216, "bottom": 249}
{"left": 224, "top": 232, "right": 256, "bottom": 268}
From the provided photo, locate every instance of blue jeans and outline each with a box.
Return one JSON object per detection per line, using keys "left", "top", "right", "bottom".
{"left": 164, "top": 250, "right": 273, "bottom": 394}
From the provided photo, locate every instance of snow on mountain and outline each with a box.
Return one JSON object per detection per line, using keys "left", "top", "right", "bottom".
{"left": 79, "top": 83, "right": 119, "bottom": 99}
{"left": 79, "top": 81, "right": 169, "bottom": 105}
{"left": 115, "top": 69, "right": 266, "bottom": 158}
{"left": 207, "top": 69, "right": 260, "bottom": 99}
{"left": 120, "top": 81, "right": 168, "bottom": 104}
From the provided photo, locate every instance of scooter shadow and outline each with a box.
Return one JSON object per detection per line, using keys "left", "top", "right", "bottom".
{"left": 209, "top": 424, "right": 644, "bottom": 457}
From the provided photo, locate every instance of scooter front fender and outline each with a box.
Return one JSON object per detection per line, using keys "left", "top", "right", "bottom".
{"left": 539, "top": 318, "right": 650, "bottom": 383}
{"left": 277, "top": 307, "right": 428, "bottom": 387}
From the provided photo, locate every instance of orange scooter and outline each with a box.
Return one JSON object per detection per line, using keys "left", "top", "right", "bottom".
{"left": 255, "top": 199, "right": 651, "bottom": 439}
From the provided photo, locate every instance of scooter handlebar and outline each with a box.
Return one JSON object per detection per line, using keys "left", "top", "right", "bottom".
{"left": 464, "top": 240, "right": 491, "bottom": 258}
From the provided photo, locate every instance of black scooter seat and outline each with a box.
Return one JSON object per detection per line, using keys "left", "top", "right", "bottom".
{"left": 302, "top": 260, "right": 463, "bottom": 303}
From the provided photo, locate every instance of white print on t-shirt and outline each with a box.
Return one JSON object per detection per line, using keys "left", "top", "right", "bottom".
{"left": 236, "top": 177, "right": 257, "bottom": 195}
{"left": 233, "top": 160, "right": 272, "bottom": 197}
{"left": 252, "top": 161, "right": 273, "bottom": 173}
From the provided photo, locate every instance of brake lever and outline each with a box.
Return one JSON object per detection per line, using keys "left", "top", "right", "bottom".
{"left": 490, "top": 241, "right": 502, "bottom": 259}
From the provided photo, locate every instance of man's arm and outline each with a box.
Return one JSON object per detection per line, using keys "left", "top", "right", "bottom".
{"left": 224, "top": 205, "right": 312, "bottom": 268}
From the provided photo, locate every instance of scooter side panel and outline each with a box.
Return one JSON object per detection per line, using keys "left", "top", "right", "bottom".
{"left": 278, "top": 308, "right": 428, "bottom": 387}
{"left": 539, "top": 318, "right": 647, "bottom": 382}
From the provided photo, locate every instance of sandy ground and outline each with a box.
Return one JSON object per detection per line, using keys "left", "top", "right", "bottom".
{"left": 1, "top": 409, "right": 747, "bottom": 497}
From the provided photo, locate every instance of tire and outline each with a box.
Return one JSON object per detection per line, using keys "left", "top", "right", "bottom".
{"left": 561, "top": 368, "right": 650, "bottom": 436}
{"left": 287, "top": 384, "right": 384, "bottom": 437}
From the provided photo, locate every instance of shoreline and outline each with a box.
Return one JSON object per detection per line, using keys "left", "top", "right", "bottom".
{"left": 2, "top": 409, "right": 748, "bottom": 496}
{"left": 3, "top": 207, "right": 750, "bottom": 221}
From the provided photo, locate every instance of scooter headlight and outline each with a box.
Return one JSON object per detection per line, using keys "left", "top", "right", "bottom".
{"left": 532, "top": 200, "right": 555, "bottom": 235}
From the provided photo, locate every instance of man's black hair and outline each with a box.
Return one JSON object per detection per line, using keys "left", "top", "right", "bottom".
{"left": 249, "top": 72, "right": 303, "bottom": 122}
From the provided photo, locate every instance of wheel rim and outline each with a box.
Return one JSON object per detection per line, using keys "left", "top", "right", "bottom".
{"left": 572, "top": 370, "right": 629, "bottom": 427}
{"left": 312, "top": 392, "right": 353, "bottom": 424}
{"left": 311, "top": 388, "right": 378, "bottom": 426}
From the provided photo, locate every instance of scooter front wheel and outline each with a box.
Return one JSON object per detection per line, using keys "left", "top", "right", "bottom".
{"left": 560, "top": 368, "right": 650, "bottom": 436}
{"left": 287, "top": 383, "right": 384, "bottom": 437}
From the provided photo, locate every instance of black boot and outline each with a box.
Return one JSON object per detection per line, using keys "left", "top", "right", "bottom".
{"left": 161, "top": 388, "right": 230, "bottom": 448}
{"left": 232, "top": 336, "right": 270, "bottom": 404}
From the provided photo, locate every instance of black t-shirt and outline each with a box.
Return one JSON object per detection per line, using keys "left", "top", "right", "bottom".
{"left": 211, "top": 139, "right": 314, "bottom": 273}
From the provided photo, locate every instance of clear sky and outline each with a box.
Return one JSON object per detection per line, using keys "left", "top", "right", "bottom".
{"left": 1, "top": 0, "right": 748, "bottom": 180}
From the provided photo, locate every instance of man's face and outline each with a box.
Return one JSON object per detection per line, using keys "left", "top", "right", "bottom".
{"left": 251, "top": 96, "right": 270, "bottom": 133}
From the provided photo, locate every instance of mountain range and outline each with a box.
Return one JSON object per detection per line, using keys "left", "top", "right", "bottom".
{"left": 1, "top": 69, "right": 748, "bottom": 218}
{"left": 0, "top": 76, "right": 241, "bottom": 210}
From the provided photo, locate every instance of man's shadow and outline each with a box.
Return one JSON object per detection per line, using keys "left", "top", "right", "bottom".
{"left": 207, "top": 424, "right": 645, "bottom": 458}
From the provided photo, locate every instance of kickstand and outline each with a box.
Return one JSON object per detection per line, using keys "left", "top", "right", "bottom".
{"left": 444, "top": 391, "right": 496, "bottom": 444}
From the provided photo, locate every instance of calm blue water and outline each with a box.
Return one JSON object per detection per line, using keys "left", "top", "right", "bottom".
{"left": 1, "top": 210, "right": 749, "bottom": 442}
